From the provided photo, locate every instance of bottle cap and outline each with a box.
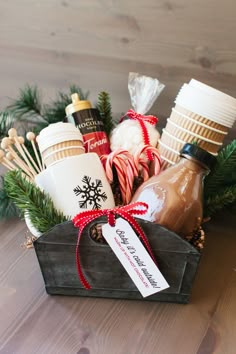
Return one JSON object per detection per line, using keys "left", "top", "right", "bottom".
{"left": 180, "top": 143, "right": 216, "bottom": 170}
{"left": 65, "top": 93, "right": 92, "bottom": 116}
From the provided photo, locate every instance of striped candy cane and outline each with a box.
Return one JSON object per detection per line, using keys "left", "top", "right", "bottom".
{"left": 100, "top": 149, "right": 138, "bottom": 204}
{"left": 135, "top": 145, "right": 162, "bottom": 177}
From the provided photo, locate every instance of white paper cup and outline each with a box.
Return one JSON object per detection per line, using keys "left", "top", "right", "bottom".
{"left": 160, "top": 129, "right": 185, "bottom": 152}
{"left": 160, "top": 128, "right": 218, "bottom": 156}
{"left": 37, "top": 122, "right": 85, "bottom": 167}
{"left": 35, "top": 153, "right": 115, "bottom": 218}
{"left": 178, "top": 83, "right": 236, "bottom": 116}
{"left": 189, "top": 79, "right": 236, "bottom": 109}
{"left": 165, "top": 119, "right": 222, "bottom": 154}
{"left": 169, "top": 108, "right": 228, "bottom": 143}
{"left": 174, "top": 105, "right": 229, "bottom": 132}
{"left": 42, "top": 140, "right": 85, "bottom": 167}
{"left": 175, "top": 84, "right": 236, "bottom": 127}
{"left": 158, "top": 140, "right": 180, "bottom": 165}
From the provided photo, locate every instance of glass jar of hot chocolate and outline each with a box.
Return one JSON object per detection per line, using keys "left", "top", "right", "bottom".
{"left": 131, "top": 143, "right": 216, "bottom": 236}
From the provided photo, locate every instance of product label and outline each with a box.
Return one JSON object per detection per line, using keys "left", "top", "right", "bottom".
{"left": 76, "top": 118, "right": 104, "bottom": 133}
{"left": 68, "top": 110, "right": 110, "bottom": 156}
{"left": 83, "top": 131, "right": 110, "bottom": 155}
{"left": 102, "top": 218, "right": 169, "bottom": 297}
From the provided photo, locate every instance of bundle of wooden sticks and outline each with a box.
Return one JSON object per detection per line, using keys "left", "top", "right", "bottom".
{"left": 0, "top": 128, "right": 44, "bottom": 182}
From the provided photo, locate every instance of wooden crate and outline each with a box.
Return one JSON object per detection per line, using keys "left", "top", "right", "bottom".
{"left": 34, "top": 217, "right": 201, "bottom": 304}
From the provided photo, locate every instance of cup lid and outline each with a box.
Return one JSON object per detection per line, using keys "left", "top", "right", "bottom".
{"left": 36, "top": 122, "right": 84, "bottom": 152}
{"left": 189, "top": 79, "right": 236, "bottom": 108}
{"left": 176, "top": 84, "right": 236, "bottom": 117}
{"left": 175, "top": 100, "right": 235, "bottom": 128}
{"left": 175, "top": 84, "right": 236, "bottom": 127}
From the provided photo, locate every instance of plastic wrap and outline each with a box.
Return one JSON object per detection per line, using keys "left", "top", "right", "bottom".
{"left": 110, "top": 72, "right": 165, "bottom": 156}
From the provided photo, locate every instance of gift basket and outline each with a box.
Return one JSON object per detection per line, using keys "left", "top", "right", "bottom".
{"left": 1, "top": 74, "right": 236, "bottom": 303}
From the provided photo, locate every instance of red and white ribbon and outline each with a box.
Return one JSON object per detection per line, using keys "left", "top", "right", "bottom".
{"left": 121, "top": 109, "right": 158, "bottom": 161}
{"left": 72, "top": 202, "right": 156, "bottom": 289}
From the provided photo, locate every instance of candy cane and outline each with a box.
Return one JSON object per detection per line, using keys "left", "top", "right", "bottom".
{"left": 135, "top": 145, "right": 162, "bottom": 176}
{"left": 138, "top": 158, "right": 150, "bottom": 181}
{"left": 101, "top": 150, "right": 127, "bottom": 202}
{"left": 101, "top": 149, "right": 137, "bottom": 204}
{"left": 118, "top": 150, "right": 138, "bottom": 204}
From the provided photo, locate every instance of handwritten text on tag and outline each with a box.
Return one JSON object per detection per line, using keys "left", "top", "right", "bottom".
{"left": 102, "top": 218, "right": 169, "bottom": 297}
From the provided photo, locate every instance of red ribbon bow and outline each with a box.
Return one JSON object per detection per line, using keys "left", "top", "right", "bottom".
{"left": 121, "top": 109, "right": 158, "bottom": 161}
{"left": 72, "top": 202, "right": 156, "bottom": 289}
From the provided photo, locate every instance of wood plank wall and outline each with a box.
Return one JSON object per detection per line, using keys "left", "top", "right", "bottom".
{"left": 0, "top": 0, "right": 236, "bottom": 143}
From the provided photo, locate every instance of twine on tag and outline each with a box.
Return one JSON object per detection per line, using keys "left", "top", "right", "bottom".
{"left": 72, "top": 202, "right": 156, "bottom": 289}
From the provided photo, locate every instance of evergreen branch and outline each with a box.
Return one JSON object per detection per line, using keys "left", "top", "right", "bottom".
{"left": 69, "top": 84, "right": 89, "bottom": 101}
{"left": 40, "top": 85, "right": 89, "bottom": 132}
{"left": 7, "top": 84, "right": 43, "bottom": 119}
{"left": 0, "top": 178, "right": 20, "bottom": 219}
{"left": 4, "top": 170, "right": 69, "bottom": 233}
{"left": 96, "top": 91, "right": 114, "bottom": 136}
{"left": 204, "top": 140, "right": 236, "bottom": 197}
{"left": 0, "top": 111, "right": 15, "bottom": 139}
{"left": 204, "top": 184, "right": 236, "bottom": 217}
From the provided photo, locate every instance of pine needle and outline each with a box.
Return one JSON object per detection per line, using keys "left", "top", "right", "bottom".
{"left": 40, "top": 84, "right": 89, "bottom": 132}
{"left": 7, "top": 84, "right": 43, "bottom": 119}
{"left": 204, "top": 139, "right": 236, "bottom": 197}
{"left": 4, "top": 170, "right": 69, "bottom": 233}
{"left": 204, "top": 184, "right": 236, "bottom": 217}
{"left": 0, "top": 111, "right": 15, "bottom": 139}
{"left": 0, "top": 178, "right": 20, "bottom": 219}
{"left": 96, "top": 91, "right": 114, "bottom": 136}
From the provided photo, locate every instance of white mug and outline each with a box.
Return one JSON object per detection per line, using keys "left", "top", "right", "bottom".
{"left": 35, "top": 153, "right": 115, "bottom": 218}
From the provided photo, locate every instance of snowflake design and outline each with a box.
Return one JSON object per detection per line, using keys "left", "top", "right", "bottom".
{"left": 73, "top": 176, "right": 107, "bottom": 210}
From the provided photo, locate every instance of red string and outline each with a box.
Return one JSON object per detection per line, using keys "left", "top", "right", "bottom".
{"left": 121, "top": 109, "right": 158, "bottom": 161}
{"left": 72, "top": 202, "right": 156, "bottom": 290}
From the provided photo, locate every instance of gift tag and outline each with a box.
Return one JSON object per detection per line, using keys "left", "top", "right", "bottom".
{"left": 102, "top": 218, "right": 169, "bottom": 297}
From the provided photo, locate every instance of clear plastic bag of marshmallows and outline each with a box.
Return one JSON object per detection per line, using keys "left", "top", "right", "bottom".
{"left": 110, "top": 72, "right": 165, "bottom": 156}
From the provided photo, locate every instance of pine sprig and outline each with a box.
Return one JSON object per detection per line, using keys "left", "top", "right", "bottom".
{"left": 38, "top": 85, "right": 89, "bottom": 132}
{"left": 204, "top": 184, "right": 236, "bottom": 217}
{"left": 96, "top": 91, "right": 114, "bottom": 136}
{"left": 204, "top": 139, "right": 236, "bottom": 197}
{"left": 4, "top": 170, "right": 69, "bottom": 233}
{"left": 0, "top": 111, "right": 15, "bottom": 139}
{"left": 7, "top": 84, "right": 43, "bottom": 119}
{"left": 0, "top": 177, "right": 20, "bottom": 219}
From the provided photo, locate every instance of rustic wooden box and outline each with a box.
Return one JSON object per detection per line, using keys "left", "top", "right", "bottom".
{"left": 34, "top": 217, "right": 201, "bottom": 304}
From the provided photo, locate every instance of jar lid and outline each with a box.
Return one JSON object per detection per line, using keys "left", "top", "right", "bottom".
{"left": 36, "top": 122, "right": 83, "bottom": 152}
{"left": 65, "top": 93, "right": 92, "bottom": 116}
{"left": 180, "top": 143, "right": 216, "bottom": 170}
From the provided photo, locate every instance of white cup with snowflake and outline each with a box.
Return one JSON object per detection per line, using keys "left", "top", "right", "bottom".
{"left": 35, "top": 153, "right": 115, "bottom": 218}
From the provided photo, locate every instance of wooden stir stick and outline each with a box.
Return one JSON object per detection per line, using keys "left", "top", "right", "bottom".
{"left": 8, "top": 128, "right": 38, "bottom": 176}
{"left": 1, "top": 137, "right": 35, "bottom": 180}
{"left": 0, "top": 149, "right": 16, "bottom": 171}
{"left": 26, "top": 132, "right": 44, "bottom": 171}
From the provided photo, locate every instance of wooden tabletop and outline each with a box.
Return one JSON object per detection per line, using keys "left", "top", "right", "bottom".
{"left": 0, "top": 213, "right": 235, "bottom": 354}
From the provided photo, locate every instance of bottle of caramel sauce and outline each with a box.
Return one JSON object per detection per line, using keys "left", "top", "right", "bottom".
{"left": 131, "top": 143, "right": 216, "bottom": 236}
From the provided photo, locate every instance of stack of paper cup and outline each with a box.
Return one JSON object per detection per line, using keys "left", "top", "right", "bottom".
{"left": 159, "top": 79, "right": 236, "bottom": 169}
{"left": 37, "top": 122, "right": 85, "bottom": 167}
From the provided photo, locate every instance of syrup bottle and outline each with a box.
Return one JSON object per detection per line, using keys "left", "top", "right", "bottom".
{"left": 131, "top": 143, "right": 216, "bottom": 236}
{"left": 65, "top": 93, "right": 111, "bottom": 156}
